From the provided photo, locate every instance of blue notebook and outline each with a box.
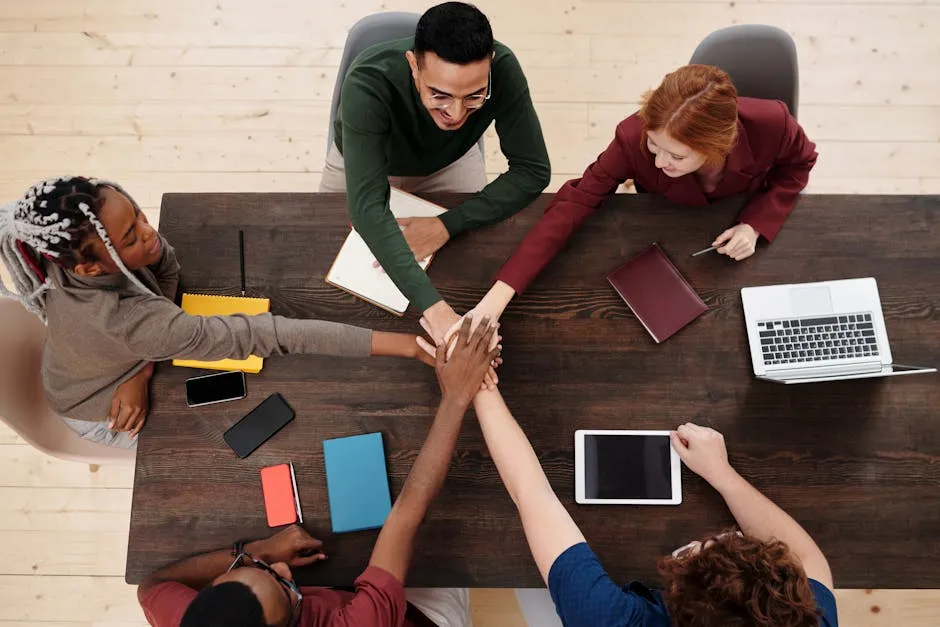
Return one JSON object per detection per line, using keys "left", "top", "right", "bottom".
{"left": 323, "top": 432, "right": 392, "bottom": 533}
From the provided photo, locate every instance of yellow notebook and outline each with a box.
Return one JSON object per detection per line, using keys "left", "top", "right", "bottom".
{"left": 172, "top": 293, "right": 271, "bottom": 374}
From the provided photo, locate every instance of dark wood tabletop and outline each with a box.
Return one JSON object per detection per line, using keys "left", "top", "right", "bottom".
{"left": 125, "top": 192, "right": 940, "bottom": 588}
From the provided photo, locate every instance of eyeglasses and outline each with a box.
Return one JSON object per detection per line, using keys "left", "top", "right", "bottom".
{"left": 671, "top": 530, "right": 743, "bottom": 559}
{"left": 227, "top": 552, "right": 303, "bottom": 627}
{"left": 426, "top": 69, "right": 492, "bottom": 111}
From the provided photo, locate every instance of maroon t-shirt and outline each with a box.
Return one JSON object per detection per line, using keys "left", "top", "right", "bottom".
{"left": 139, "top": 566, "right": 433, "bottom": 627}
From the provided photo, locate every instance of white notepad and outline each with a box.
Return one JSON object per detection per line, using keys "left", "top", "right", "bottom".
{"left": 326, "top": 188, "right": 446, "bottom": 316}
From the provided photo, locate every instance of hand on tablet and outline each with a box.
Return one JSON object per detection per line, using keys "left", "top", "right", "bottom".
{"left": 670, "top": 423, "right": 737, "bottom": 488}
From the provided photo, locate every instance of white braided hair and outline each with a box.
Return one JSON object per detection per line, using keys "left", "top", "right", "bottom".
{"left": 0, "top": 176, "right": 151, "bottom": 321}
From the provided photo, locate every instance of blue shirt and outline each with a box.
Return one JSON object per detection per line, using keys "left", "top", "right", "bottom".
{"left": 548, "top": 543, "right": 839, "bottom": 627}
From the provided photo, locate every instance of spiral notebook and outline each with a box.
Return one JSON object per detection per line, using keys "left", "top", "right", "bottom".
{"left": 326, "top": 188, "right": 446, "bottom": 316}
{"left": 172, "top": 293, "right": 271, "bottom": 373}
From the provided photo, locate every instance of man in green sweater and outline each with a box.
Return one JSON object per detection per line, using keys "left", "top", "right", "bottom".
{"left": 320, "top": 2, "right": 551, "bottom": 344}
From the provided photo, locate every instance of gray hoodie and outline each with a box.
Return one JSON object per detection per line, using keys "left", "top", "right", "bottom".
{"left": 41, "top": 234, "right": 372, "bottom": 421}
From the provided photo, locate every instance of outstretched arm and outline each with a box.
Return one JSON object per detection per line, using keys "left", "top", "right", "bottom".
{"left": 671, "top": 423, "right": 833, "bottom": 588}
{"left": 472, "top": 388, "right": 585, "bottom": 582}
{"left": 369, "top": 317, "right": 500, "bottom": 582}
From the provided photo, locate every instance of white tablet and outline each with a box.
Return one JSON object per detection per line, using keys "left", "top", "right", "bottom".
{"left": 575, "top": 430, "right": 682, "bottom": 505}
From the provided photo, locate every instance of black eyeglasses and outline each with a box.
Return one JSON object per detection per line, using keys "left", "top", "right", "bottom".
{"left": 227, "top": 552, "right": 303, "bottom": 627}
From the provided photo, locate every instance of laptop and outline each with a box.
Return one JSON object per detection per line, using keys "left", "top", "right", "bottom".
{"left": 741, "top": 278, "right": 936, "bottom": 384}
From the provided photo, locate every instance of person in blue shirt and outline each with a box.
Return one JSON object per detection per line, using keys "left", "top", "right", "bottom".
{"left": 471, "top": 389, "right": 838, "bottom": 627}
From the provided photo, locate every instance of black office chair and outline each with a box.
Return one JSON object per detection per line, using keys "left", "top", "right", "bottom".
{"left": 689, "top": 24, "right": 800, "bottom": 119}
{"left": 326, "top": 12, "right": 485, "bottom": 158}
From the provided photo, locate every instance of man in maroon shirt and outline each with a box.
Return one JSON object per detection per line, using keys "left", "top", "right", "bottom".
{"left": 136, "top": 317, "right": 500, "bottom": 627}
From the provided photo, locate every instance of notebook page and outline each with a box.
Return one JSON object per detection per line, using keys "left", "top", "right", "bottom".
{"left": 326, "top": 188, "right": 447, "bottom": 314}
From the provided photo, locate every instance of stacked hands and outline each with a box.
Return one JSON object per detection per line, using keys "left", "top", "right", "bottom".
{"left": 431, "top": 314, "right": 503, "bottom": 406}
{"left": 417, "top": 313, "right": 503, "bottom": 392}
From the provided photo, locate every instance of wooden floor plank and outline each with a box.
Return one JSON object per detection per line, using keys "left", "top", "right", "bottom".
{"left": 0, "top": 423, "right": 24, "bottom": 445}
{"left": 0, "top": 576, "right": 144, "bottom": 623}
{"left": 0, "top": 531, "right": 128, "bottom": 577}
{"left": 0, "top": 487, "right": 132, "bottom": 533}
{"left": 0, "top": 445, "right": 134, "bottom": 489}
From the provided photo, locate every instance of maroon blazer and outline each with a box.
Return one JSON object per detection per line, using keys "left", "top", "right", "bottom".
{"left": 495, "top": 97, "right": 818, "bottom": 293}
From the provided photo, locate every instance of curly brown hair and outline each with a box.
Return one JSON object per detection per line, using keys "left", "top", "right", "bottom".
{"left": 657, "top": 530, "right": 820, "bottom": 627}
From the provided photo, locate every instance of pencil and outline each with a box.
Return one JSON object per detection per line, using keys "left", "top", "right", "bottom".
{"left": 289, "top": 461, "right": 303, "bottom": 523}
{"left": 691, "top": 245, "right": 718, "bottom": 258}
{"left": 238, "top": 230, "right": 246, "bottom": 296}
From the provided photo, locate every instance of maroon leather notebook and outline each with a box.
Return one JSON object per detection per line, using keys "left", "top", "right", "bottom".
{"left": 607, "top": 243, "right": 708, "bottom": 343}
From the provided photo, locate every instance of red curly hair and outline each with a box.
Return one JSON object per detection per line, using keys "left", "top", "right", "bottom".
{"left": 657, "top": 531, "right": 820, "bottom": 627}
{"left": 639, "top": 64, "right": 739, "bottom": 168}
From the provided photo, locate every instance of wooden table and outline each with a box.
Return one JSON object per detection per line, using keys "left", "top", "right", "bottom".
{"left": 125, "top": 193, "right": 940, "bottom": 588}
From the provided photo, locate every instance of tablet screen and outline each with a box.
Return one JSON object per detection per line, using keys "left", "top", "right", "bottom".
{"left": 582, "top": 433, "right": 673, "bottom": 500}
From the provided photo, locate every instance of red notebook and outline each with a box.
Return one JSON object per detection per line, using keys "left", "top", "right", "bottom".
{"left": 607, "top": 243, "right": 707, "bottom": 343}
{"left": 260, "top": 463, "right": 302, "bottom": 528}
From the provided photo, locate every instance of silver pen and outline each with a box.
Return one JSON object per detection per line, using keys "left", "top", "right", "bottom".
{"left": 691, "top": 245, "right": 718, "bottom": 257}
{"left": 288, "top": 461, "right": 303, "bottom": 523}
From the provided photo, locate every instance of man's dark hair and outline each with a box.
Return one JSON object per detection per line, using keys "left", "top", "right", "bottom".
{"left": 180, "top": 581, "right": 275, "bottom": 627}
{"left": 414, "top": 2, "right": 494, "bottom": 65}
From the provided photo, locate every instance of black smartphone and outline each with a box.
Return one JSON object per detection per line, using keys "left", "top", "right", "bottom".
{"left": 223, "top": 393, "right": 295, "bottom": 459}
{"left": 185, "top": 371, "right": 247, "bottom": 407}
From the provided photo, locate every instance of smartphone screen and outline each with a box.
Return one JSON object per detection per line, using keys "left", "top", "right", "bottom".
{"left": 223, "top": 393, "right": 295, "bottom": 458}
{"left": 185, "top": 371, "right": 247, "bottom": 407}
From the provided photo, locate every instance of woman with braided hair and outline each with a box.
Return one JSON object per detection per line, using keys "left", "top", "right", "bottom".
{"left": 0, "top": 176, "right": 436, "bottom": 448}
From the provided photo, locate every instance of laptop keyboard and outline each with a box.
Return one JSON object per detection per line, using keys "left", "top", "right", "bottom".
{"left": 758, "top": 312, "right": 879, "bottom": 366}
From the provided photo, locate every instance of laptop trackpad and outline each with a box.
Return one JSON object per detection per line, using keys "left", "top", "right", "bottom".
{"left": 790, "top": 286, "right": 833, "bottom": 316}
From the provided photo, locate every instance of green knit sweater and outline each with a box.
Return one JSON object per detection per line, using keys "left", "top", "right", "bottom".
{"left": 335, "top": 37, "right": 551, "bottom": 311}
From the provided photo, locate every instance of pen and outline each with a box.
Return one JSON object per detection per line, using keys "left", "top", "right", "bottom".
{"left": 288, "top": 461, "right": 303, "bottom": 523}
{"left": 691, "top": 245, "right": 718, "bottom": 257}
{"left": 238, "top": 230, "right": 246, "bottom": 296}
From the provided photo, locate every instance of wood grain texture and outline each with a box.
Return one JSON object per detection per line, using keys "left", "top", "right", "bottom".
{"left": 0, "top": 444, "right": 134, "bottom": 488}
{"left": 0, "top": 575, "right": 145, "bottom": 623}
{"left": 125, "top": 192, "right": 940, "bottom": 589}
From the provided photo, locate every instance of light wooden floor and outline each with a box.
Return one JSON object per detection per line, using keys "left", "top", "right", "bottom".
{"left": 1, "top": 1, "right": 939, "bottom": 625}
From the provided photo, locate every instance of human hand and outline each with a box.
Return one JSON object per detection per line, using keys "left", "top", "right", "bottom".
{"left": 418, "top": 282, "right": 514, "bottom": 385}
{"left": 247, "top": 525, "right": 327, "bottom": 567}
{"left": 397, "top": 216, "right": 450, "bottom": 262}
{"left": 418, "top": 314, "right": 503, "bottom": 390}
{"left": 108, "top": 362, "right": 154, "bottom": 437}
{"left": 442, "top": 301, "right": 504, "bottom": 349}
{"left": 412, "top": 336, "right": 436, "bottom": 367}
{"left": 445, "top": 281, "right": 514, "bottom": 347}
{"left": 435, "top": 315, "right": 501, "bottom": 408}
{"left": 421, "top": 300, "right": 461, "bottom": 348}
{"left": 712, "top": 223, "right": 759, "bottom": 261}
{"left": 670, "top": 423, "right": 737, "bottom": 488}
{"left": 441, "top": 306, "right": 504, "bottom": 389}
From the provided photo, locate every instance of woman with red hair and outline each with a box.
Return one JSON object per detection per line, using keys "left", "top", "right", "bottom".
{"left": 462, "top": 64, "right": 817, "bottom": 326}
